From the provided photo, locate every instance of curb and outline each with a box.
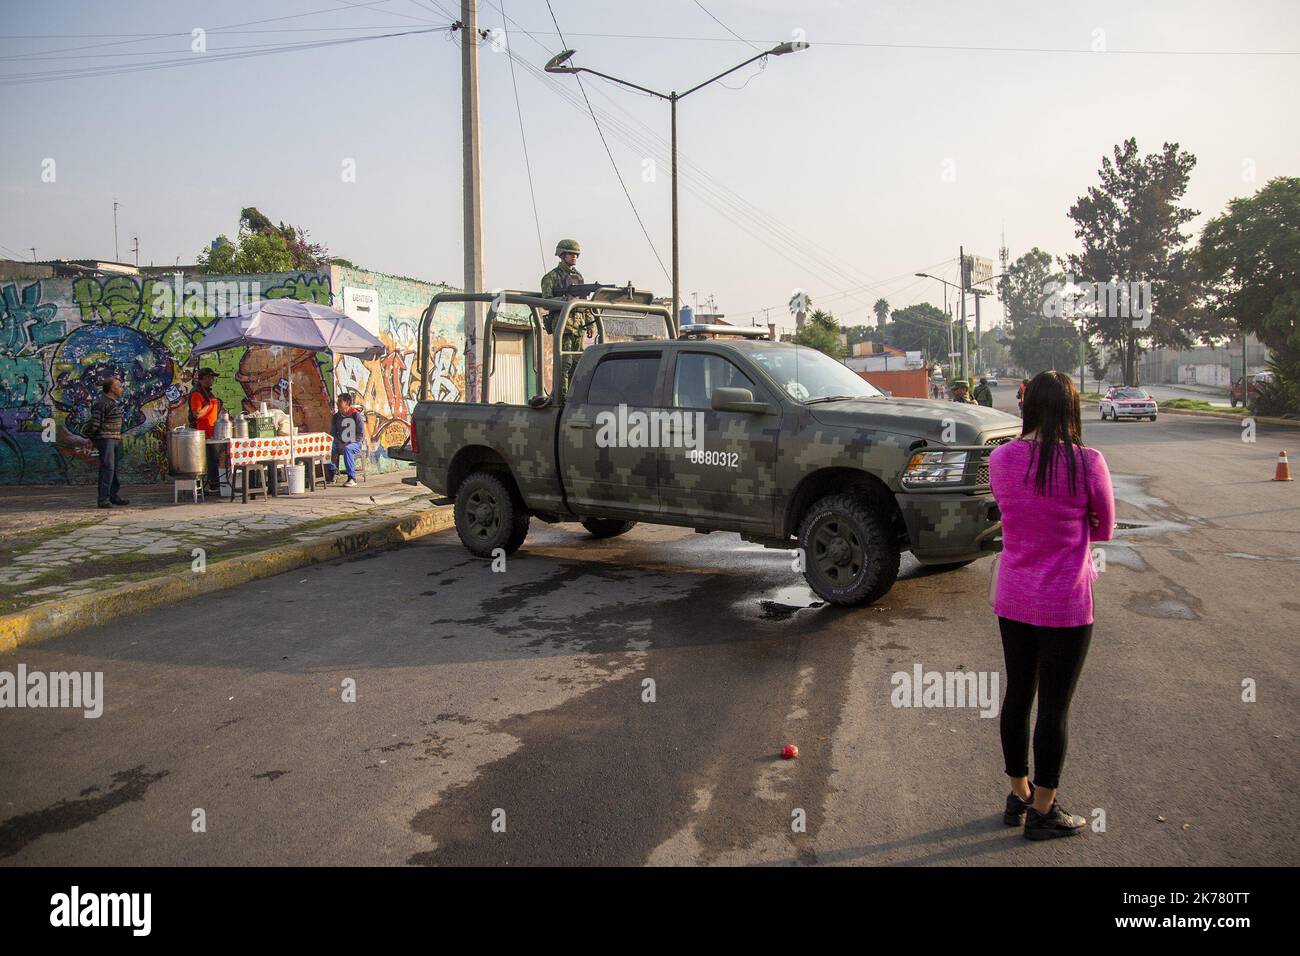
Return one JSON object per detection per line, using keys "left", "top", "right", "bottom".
{"left": 0, "top": 505, "right": 456, "bottom": 654}
{"left": 1158, "top": 406, "right": 1300, "bottom": 427}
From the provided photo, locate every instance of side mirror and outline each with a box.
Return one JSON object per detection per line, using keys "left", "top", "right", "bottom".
{"left": 711, "top": 387, "right": 770, "bottom": 414}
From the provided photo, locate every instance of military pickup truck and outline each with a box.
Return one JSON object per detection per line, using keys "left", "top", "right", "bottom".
{"left": 402, "top": 290, "right": 1022, "bottom": 605}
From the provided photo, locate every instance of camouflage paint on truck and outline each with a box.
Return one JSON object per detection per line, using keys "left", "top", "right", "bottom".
{"left": 405, "top": 291, "right": 1022, "bottom": 604}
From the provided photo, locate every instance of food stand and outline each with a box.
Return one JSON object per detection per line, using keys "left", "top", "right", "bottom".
{"left": 185, "top": 300, "right": 385, "bottom": 503}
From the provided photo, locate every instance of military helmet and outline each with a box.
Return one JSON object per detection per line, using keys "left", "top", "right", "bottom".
{"left": 555, "top": 239, "right": 581, "bottom": 256}
{"left": 950, "top": 378, "right": 969, "bottom": 389}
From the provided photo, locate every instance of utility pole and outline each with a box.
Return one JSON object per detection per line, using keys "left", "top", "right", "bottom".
{"left": 113, "top": 199, "right": 120, "bottom": 261}
{"left": 973, "top": 289, "right": 983, "bottom": 375}
{"left": 461, "top": 0, "right": 485, "bottom": 401}
{"left": 131, "top": 235, "right": 140, "bottom": 267}
{"left": 29, "top": 247, "right": 37, "bottom": 262}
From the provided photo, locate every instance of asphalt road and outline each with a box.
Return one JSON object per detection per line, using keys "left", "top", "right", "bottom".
{"left": 2, "top": 394, "right": 1296, "bottom": 866}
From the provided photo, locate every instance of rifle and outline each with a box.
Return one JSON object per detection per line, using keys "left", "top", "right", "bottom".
{"left": 544, "top": 282, "right": 615, "bottom": 301}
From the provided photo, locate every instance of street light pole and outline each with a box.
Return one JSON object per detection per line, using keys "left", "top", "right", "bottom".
{"left": 545, "top": 42, "right": 808, "bottom": 328}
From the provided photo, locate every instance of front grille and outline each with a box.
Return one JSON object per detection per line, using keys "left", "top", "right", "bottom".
{"left": 974, "top": 435, "right": 1012, "bottom": 486}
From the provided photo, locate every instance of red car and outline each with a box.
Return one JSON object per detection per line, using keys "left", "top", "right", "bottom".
{"left": 1230, "top": 372, "right": 1273, "bottom": 408}
{"left": 1099, "top": 386, "right": 1158, "bottom": 421}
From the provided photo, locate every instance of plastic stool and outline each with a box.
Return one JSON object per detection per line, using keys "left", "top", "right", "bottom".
{"left": 232, "top": 463, "right": 269, "bottom": 503}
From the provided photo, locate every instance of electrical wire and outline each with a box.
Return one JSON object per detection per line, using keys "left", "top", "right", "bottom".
{"left": 500, "top": 1, "right": 547, "bottom": 273}
{"left": 0, "top": 26, "right": 449, "bottom": 86}
{"left": 480, "top": 0, "right": 906, "bottom": 305}
{"left": 0, "top": 0, "right": 423, "bottom": 62}
{"left": 542, "top": 0, "right": 670, "bottom": 282}
{"left": 692, "top": 1, "right": 762, "bottom": 52}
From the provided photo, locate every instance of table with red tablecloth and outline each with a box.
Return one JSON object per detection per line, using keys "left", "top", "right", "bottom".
{"left": 226, "top": 432, "right": 333, "bottom": 467}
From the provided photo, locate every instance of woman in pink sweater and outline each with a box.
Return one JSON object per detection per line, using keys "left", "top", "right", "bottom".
{"left": 988, "top": 370, "right": 1115, "bottom": 840}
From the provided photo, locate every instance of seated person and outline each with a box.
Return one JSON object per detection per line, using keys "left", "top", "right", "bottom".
{"left": 327, "top": 392, "right": 365, "bottom": 487}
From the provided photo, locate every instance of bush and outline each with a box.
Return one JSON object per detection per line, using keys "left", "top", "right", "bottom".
{"left": 1252, "top": 359, "right": 1300, "bottom": 418}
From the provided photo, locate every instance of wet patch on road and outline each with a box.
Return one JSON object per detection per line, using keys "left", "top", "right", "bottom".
{"left": 0, "top": 765, "right": 169, "bottom": 860}
{"left": 1125, "top": 578, "right": 1205, "bottom": 621}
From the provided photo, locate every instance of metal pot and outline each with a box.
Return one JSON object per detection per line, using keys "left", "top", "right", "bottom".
{"left": 233, "top": 416, "right": 249, "bottom": 439}
{"left": 168, "top": 426, "right": 206, "bottom": 477}
{"left": 213, "top": 410, "right": 233, "bottom": 442}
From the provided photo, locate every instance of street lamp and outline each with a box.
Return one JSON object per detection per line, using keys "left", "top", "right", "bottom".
{"left": 545, "top": 42, "right": 809, "bottom": 327}
{"left": 915, "top": 272, "right": 963, "bottom": 376}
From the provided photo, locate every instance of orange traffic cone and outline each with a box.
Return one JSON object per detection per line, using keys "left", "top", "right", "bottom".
{"left": 1274, "top": 451, "right": 1293, "bottom": 482}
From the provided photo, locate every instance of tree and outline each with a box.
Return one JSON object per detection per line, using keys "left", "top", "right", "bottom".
{"left": 1197, "top": 176, "right": 1300, "bottom": 414}
{"left": 873, "top": 298, "right": 891, "bottom": 327}
{"left": 882, "top": 303, "right": 950, "bottom": 356}
{"left": 793, "top": 308, "right": 845, "bottom": 359}
{"left": 1066, "top": 139, "right": 1203, "bottom": 384}
{"left": 999, "top": 248, "right": 1076, "bottom": 374}
{"left": 197, "top": 206, "right": 331, "bottom": 274}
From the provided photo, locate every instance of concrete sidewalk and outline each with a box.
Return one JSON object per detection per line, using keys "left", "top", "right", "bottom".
{"left": 0, "top": 469, "right": 452, "bottom": 634}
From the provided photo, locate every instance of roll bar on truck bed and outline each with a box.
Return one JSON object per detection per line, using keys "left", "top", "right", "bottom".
{"left": 415, "top": 290, "right": 676, "bottom": 404}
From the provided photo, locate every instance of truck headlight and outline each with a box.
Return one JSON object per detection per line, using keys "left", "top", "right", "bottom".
{"left": 903, "top": 450, "right": 968, "bottom": 485}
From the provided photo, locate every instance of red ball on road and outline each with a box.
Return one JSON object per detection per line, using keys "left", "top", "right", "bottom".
{"left": 781, "top": 744, "right": 799, "bottom": 760}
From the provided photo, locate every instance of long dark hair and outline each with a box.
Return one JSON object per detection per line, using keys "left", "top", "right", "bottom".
{"left": 1021, "top": 370, "right": 1087, "bottom": 495}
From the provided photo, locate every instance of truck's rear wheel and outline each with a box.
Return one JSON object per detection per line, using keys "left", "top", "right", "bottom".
{"left": 454, "top": 471, "right": 529, "bottom": 557}
{"left": 580, "top": 518, "right": 636, "bottom": 539}
{"left": 798, "top": 494, "right": 900, "bottom": 606}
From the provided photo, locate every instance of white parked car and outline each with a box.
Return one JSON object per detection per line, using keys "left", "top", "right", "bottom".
{"left": 1100, "top": 386, "right": 1157, "bottom": 421}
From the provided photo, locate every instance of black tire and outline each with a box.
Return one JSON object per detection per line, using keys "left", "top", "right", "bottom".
{"left": 454, "top": 471, "right": 529, "bottom": 557}
{"left": 580, "top": 518, "right": 637, "bottom": 539}
{"left": 797, "top": 494, "right": 900, "bottom": 606}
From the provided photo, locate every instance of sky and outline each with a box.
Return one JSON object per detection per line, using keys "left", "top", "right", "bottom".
{"left": 2, "top": 0, "right": 1298, "bottom": 333}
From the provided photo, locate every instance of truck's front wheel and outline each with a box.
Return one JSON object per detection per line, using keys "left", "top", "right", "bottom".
{"left": 455, "top": 471, "right": 530, "bottom": 557}
{"left": 798, "top": 494, "right": 900, "bottom": 606}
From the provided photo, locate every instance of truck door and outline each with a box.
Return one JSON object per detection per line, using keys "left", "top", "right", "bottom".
{"left": 658, "top": 350, "right": 781, "bottom": 530}
{"left": 559, "top": 350, "right": 664, "bottom": 519}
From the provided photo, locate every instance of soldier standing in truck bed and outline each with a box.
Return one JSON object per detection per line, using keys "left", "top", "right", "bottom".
{"left": 540, "top": 238, "right": 587, "bottom": 388}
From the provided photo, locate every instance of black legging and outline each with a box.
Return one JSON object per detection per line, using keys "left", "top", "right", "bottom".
{"left": 998, "top": 617, "right": 1093, "bottom": 790}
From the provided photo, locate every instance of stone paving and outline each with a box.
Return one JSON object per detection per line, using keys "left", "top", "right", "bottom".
{"left": 0, "top": 470, "right": 435, "bottom": 608}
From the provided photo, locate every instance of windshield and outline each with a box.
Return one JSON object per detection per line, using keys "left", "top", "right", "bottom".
{"left": 747, "top": 345, "right": 884, "bottom": 403}
{"left": 1114, "top": 388, "right": 1149, "bottom": 399}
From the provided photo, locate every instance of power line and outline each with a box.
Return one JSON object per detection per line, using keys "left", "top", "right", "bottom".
{"left": 0, "top": 0, "right": 423, "bottom": 62}
{"left": 481, "top": 1, "right": 897, "bottom": 307}
{"left": 541, "top": 0, "right": 669, "bottom": 282}
{"left": 392, "top": 26, "right": 1300, "bottom": 56}
{"left": 692, "top": 1, "right": 762, "bottom": 52}
{"left": 0, "top": 26, "right": 450, "bottom": 86}
{"left": 499, "top": 1, "right": 546, "bottom": 273}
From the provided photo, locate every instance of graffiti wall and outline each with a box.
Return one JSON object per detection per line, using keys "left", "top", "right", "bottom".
{"left": 331, "top": 266, "right": 464, "bottom": 473}
{"left": 0, "top": 266, "right": 465, "bottom": 485}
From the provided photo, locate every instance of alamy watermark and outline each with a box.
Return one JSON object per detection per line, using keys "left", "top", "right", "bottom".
{"left": 890, "top": 663, "right": 1000, "bottom": 718}
{"left": 1, "top": 665, "right": 103, "bottom": 718}
{"left": 1042, "top": 274, "right": 1152, "bottom": 328}
{"left": 595, "top": 404, "right": 704, "bottom": 450}
{"left": 151, "top": 277, "right": 262, "bottom": 318}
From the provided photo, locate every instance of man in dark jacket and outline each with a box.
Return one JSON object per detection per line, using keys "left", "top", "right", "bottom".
{"left": 328, "top": 392, "right": 366, "bottom": 487}
{"left": 87, "top": 376, "right": 130, "bottom": 508}
{"left": 973, "top": 376, "right": 994, "bottom": 407}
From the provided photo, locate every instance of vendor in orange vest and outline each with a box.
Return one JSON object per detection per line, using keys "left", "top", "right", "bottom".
{"left": 188, "top": 367, "right": 224, "bottom": 494}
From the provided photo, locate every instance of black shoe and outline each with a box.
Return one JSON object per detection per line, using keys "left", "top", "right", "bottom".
{"left": 97, "top": 499, "right": 113, "bottom": 509}
{"left": 109, "top": 496, "right": 130, "bottom": 506}
{"left": 1024, "top": 800, "right": 1087, "bottom": 840}
{"left": 1003, "top": 785, "right": 1035, "bottom": 826}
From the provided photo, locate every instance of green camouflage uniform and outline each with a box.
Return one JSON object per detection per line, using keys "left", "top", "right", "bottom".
{"left": 541, "top": 262, "right": 586, "bottom": 388}
{"left": 973, "top": 382, "right": 993, "bottom": 407}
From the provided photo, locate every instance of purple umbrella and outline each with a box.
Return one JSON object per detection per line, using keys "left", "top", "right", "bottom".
{"left": 192, "top": 299, "right": 384, "bottom": 437}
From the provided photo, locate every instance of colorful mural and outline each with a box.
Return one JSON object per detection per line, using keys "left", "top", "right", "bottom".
{"left": 331, "top": 267, "right": 465, "bottom": 473}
